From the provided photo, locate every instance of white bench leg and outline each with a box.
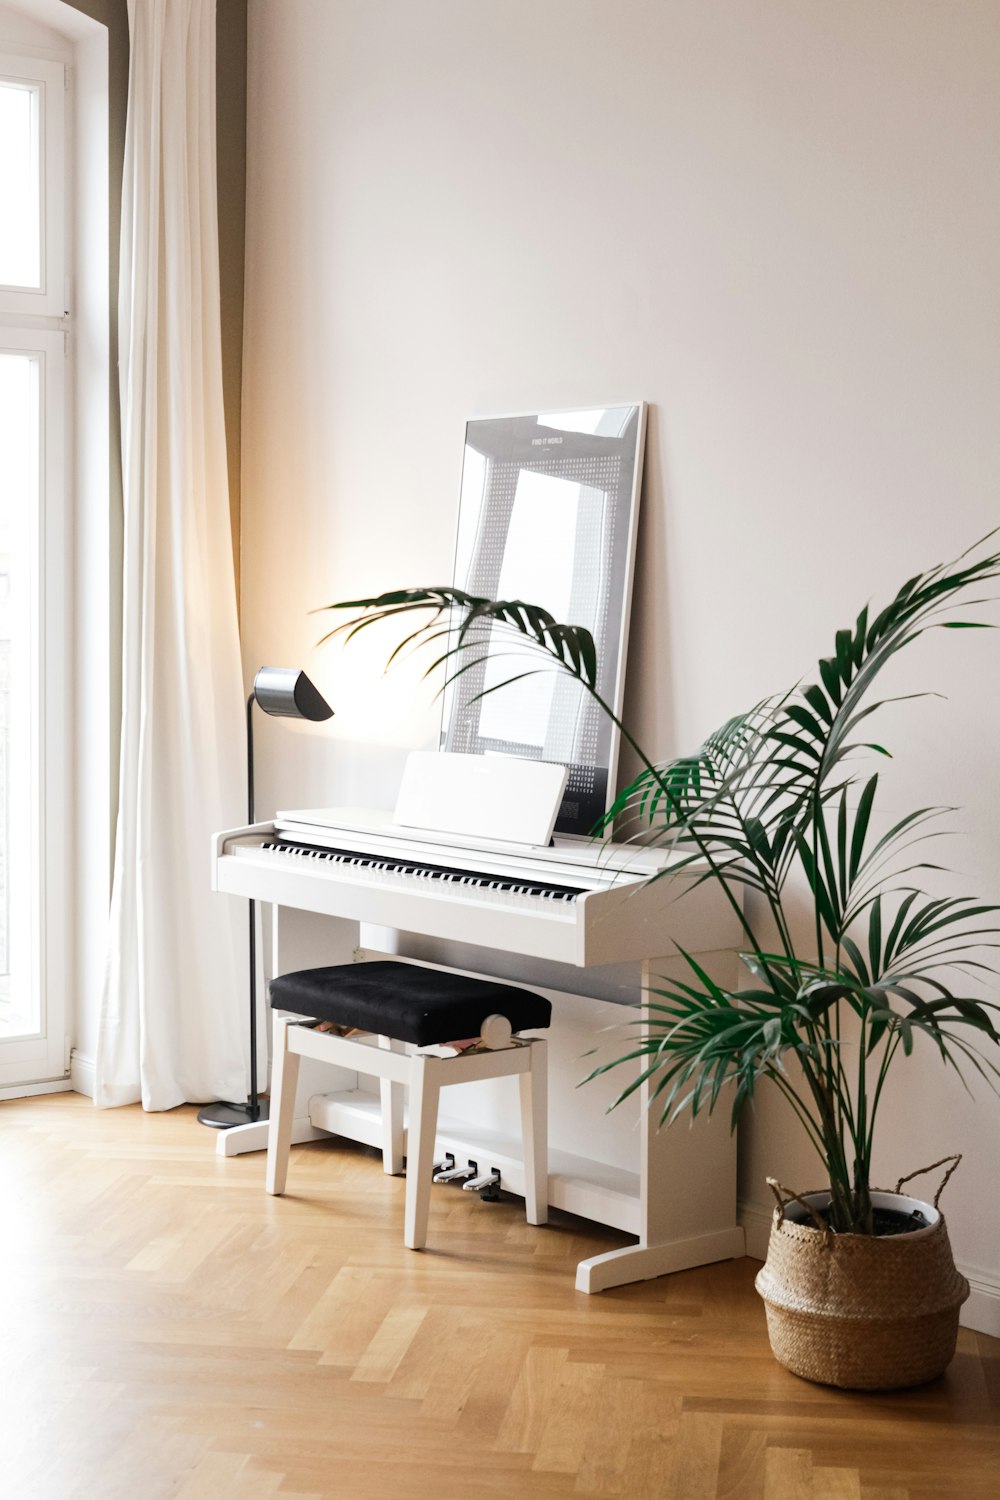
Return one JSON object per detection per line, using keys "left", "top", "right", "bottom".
{"left": 404, "top": 1054, "right": 441, "bottom": 1250}
{"left": 378, "top": 1034, "right": 406, "bottom": 1175}
{"left": 265, "top": 1015, "right": 301, "bottom": 1196}
{"left": 519, "top": 1038, "right": 548, "bottom": 1226}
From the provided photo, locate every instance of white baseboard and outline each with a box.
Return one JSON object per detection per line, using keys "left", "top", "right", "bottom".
{"left": 961, "top": 1266, "right": 1000, "bottom": 1338}
{"left": 70, "top": 1050, "right": 96, "bottom": 1098}
{"left": 739, "top": 1197, "right": 1000, "bottom": 1338}
{"left": 0, "top": 1076, "right": 74, "bottom": 1101}
{"left": 739, "top": 1197, "right": 773, "bottom": 1263}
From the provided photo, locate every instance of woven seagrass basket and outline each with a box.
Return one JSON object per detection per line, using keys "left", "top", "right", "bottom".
{"left": 755, "top": 1158, "right": 970, "bottom": 1390}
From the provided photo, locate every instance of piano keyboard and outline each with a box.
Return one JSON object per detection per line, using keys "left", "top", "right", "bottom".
{"left": 215, "top": 815, "right": 733, "bottom": 969}
{"left": 261, "top": 839, "right": 586, "bottom": 903}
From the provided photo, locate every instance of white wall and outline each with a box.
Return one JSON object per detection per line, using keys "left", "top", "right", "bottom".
{"left": 242, "top": 0, "right": 1000, "bottom": 1329}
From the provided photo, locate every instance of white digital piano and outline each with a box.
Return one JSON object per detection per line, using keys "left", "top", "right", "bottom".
{"left": 212, "top": 404, "right": 745, "bottom": 1290}
{"left": 211, "top": 800, "right": 747, "bottom": 1293}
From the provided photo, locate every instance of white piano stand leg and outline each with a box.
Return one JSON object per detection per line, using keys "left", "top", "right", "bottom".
{"left": 213, "top": 1113, "right": 326, "bottom": 1158}
{"left": 575, "top": 1227, "right": 747, "bottom": 1294}
{"left": 574, "top": 959, "right": 745, "bottom": 1294}
{"left": 266, "top": 1014, "right": 299, "bottom": 1194}
{"left": 573, "top": 1107, "right": 746, "bottom": 1293}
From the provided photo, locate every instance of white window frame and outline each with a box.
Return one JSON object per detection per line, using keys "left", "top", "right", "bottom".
{"left": 0, "top": 38, "right": 72, "bottom": 1093}
{"left": 0, "top": 326, "right": 69, "bottom": 1090}
{"left": 0, "top": 51, "right": 66, "bottom": 319}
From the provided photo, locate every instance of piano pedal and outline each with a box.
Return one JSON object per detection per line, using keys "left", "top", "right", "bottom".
{"left": 431, "top": 1152, "right": 455, "bottom": 1178}
{"left": 462, "top": 1168, "right": 502, "bottom": 1202}
{"left": 433, "top": 1157, "right": 477, "bottom": 1184}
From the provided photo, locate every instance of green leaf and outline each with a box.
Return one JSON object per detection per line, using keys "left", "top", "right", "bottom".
{"left": 802, "top": 683, "right": 834, "bottom": 726}
{"left": 882, "top": 890, "right": 921, "bottom": 967}
{"left": 792, "top": 829, "right": 839, "bottom": 939}
{"left": 849, "top": 775, "right": 879, "bottom": 884}
{"left": 852, "top": 604, "right": 869, "bottom": 668}
{"left": 819, "top": 656, "right": 843, "bottom": 706}
{"left": 786, "top": 704, "right": 827, "bottom": 742}
{"left": 868, "top": 897, "right": 884, "bottom": 980}
{"left": 839, "top": 936, "right": 869, "bottom": 986}
{"left": 899, "top": 1015, "right": 914, "bottom": 1054}
{"left": 866, "top": 1005, "right": 894, "bottom": 1054}
{"left": 836, "top": 789, "right": 849, "bottom": 906}
{"left": 815, "top": 815, "right": 842, "bottom": 934}
{"left": 770, "top": 731, "right": 822, "bottom": 762}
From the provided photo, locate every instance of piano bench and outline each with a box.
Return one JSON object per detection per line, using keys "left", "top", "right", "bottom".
{"left": 265, "top": 960, "right": 550, "bottom": 1250}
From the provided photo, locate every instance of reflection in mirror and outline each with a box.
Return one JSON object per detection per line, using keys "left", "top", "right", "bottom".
{"left": 442, "top": 404, "right": 646, "bottom": 838}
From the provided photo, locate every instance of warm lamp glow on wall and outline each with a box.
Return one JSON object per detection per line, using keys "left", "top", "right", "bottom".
{"left": 327, "top": 628, "right": 442, "bottom": 747}
{"left": 198, "top": 667, "right": 334, "bottom": 1130}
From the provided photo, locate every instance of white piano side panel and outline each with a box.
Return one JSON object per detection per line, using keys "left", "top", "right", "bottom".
{"left": 638, "top": 950, "right": 742, "bottom": 1242}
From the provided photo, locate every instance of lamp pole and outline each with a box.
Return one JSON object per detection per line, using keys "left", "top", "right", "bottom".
{"left": 246, "top": 689, "right": 262, "bottom": 1121}
{"left": 198, "top": 667, "right": 333, "bottom": 1131}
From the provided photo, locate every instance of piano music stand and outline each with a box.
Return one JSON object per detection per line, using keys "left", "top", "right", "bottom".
{"left": 198, "top": 667, "right": 334, "bottom": 1130}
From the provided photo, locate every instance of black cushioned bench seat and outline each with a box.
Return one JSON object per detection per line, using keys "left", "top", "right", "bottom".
{"left": 269, "top": 960, "right": 552, "bottom": 1048}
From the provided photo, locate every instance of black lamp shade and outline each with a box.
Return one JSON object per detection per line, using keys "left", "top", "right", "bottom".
{"left": 252, "top": 666, "right": 333, "bottom": 722}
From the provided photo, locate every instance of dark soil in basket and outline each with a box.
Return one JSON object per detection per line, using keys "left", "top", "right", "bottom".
{"left": 804, "top": 1205, "right": 930, "bottom": 1237}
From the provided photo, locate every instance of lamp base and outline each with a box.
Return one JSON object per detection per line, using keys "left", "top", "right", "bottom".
{"left": 197, "top": 1099, "right": 270, "bottom": 1129}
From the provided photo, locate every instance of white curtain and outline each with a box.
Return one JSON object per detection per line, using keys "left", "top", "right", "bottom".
{"left": 96, "top": 0, "right": 247, "bottom": 1110}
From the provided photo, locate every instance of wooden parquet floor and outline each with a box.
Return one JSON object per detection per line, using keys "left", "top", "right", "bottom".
{"left": 1, "top": 1094, "right": 997, "bottom": 1500}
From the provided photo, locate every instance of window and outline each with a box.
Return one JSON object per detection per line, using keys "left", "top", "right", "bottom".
{"left": 0, "top": 46, "right": 69, "bottom": 1090}
{"left": 0, "top": 53, "right": 66, "bottom": 317}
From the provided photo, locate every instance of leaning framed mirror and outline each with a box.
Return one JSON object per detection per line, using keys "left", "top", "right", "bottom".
{"left": 441, "top": 403, "right": 647, "bottom": 839}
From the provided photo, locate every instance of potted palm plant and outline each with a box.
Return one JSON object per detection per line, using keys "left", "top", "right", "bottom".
{"left": 322, "top": 534, "right": 1000, "bottom": 1388}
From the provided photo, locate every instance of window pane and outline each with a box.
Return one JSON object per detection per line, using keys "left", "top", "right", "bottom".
{"left": 0, "top": 353, "right": 37, "bottom": 1036}
{"left": 0, "top": 80, "right": 41, "bottom": 289}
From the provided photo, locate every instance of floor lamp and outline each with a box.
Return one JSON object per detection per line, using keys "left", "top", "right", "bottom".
{"left": 198, "top": 666, "right": 334, "bottom": 1129}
